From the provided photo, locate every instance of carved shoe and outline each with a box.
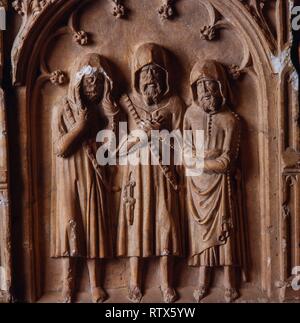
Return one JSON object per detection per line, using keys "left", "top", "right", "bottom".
{"left": 193, "top": 286, "right": 208, "bottom": 303}
{"left": 224, "top": 288, "right": 239, "bottom": 303}
{"left": 128, "top": 286, "right": 143, "bottom": 303}
{"left": 61, "top": 289, "right": 74, "bottom": 303}
{"left": 91, "top": 287, "right": 108, "bottom": 303}
{"left": 161, "top": 287, "right": 178, "bottom": 303}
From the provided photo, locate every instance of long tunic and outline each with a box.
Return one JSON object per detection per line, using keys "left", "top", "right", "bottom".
{"left": 116, "top": 93, "right": 185, "bottom": 258}
{"left": 184, "top": 104, "right": 242, "bottom": 267}
{"left": 51, "top": 99, "right": 113, "bottom": 259}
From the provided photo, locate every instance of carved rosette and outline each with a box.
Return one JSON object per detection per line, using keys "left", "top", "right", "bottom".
{"left": 49, "top": 70, "right": 67, "bottom": 86}
{"left": 72, "top": 30, "right": 88, "bottom": 46}
{"left": 158, "top": 0, "right": 175, "bottom": 20}
{"left": 112, "top": 0, "right": 126, "bottom": 19}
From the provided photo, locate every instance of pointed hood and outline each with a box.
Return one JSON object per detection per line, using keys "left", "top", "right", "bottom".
{"left": 132, "top": 43, "right": 169, "bottom": 96}
{"left": 190, "top": 60, "right": 233, "bottom": 106}
{"left": 68, "top": 53, "right": 114, "bottom": 110}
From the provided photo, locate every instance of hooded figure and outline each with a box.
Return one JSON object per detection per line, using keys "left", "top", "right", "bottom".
{"left": 132, "top": 42, "right": 170, "bottom": 97}
{"left": 190, "top": 60, "right": 234, "bottom": 108}
{"left": 184, "top": 60, "right": 248, "bottom": 303}
{"left": 51, "top": 53, "right": 118, "bottom": 303}
{"left": 116, "top": 43, "right": 185, "bottom": 303}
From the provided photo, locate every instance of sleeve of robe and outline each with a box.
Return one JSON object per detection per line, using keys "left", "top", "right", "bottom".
{"left": 204, "top": 115, "right": 240, "bottom": 174}
{"left": 183, "top": 110, "right": 193, "bottom": 167}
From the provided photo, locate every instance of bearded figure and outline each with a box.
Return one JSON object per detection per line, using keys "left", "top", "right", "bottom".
{"left": 184, "top": 60, "right": 248, "bottom": 303}
{"left": 116, "top": 43, "right": 185, "bottom": 303}
{"left": 51, "top": 53, "right": 119, "bottom": 303}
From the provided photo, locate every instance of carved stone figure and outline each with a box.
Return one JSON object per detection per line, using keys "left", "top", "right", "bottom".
{"left": 116, "top": 43, "right": 185, "bottom": 303}
{"left": 184, "top": 60, "right": 248, "bottom": 303}
{"left": 51, "top": 53, "right": 118, "bottom": 303}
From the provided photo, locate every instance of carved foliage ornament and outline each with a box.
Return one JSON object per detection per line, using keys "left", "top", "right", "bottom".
{"left": 12, "top": 0, "right": 57, "bottom": 17}
{"left": 158, "top": 0, "right": 176, "bottom": 20}
{"left": 199, "top": 1, "right": 222, "bottom": 41}
{"left": 111, "top": 0, "right": 126, "bottom": 19}
{"left": 49, "top": 69, "right": 67, "bottom": 86}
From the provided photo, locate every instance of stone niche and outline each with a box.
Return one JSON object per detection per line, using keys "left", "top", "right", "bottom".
{"left": 0, "top": 0, "right": 298, "bottom": 303}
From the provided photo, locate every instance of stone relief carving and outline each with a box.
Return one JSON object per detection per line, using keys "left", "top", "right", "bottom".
{"left": 44, "top": 44, "right": 252, "bottom": 304}
{"left": 45, "top": 52, "right": 252, "bottom": 304}
{"left": 51, "top": 53, "right": 118, "bottom": 303}
{"left": 4, "top": 0, "right": 298, "bottom": 303}
{"left": 184, "top": 60, "right": 248, "bottom": 303}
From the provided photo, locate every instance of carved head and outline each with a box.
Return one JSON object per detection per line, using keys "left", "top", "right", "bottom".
{"left": 69, "top": 53, "right": 113, "bottom": 107}
{"left": 190, "top": 60, "right": 232, "bottom": 114}
{"left": 81, "top": 69, "right": 105, "bottom": 104}
{"left": 133, "top": 43, "right": 169, "bottom": 106}
{"left": 196, "top": 79, "right": 223, "bottom": 114}
{"left": 139, "top": 64, "right": 166, "bottom": 105}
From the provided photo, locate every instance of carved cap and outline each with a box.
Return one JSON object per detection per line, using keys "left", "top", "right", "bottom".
{"left": 132, "top": 43, "right": 169, "bottom": 96}
{"left": 68, "top": 53, "right": 114, "bottom": 106}
{"left": 190, "top": 60, "right": 233, "bottom": 106}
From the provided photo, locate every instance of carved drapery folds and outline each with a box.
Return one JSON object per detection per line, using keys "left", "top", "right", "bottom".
{"left": 6, "top": 0, "right": 299, "bottom": 302}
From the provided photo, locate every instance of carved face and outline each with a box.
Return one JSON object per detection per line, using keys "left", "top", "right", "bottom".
{"left": 139, "top": 64, "right": 165, "bottom": 106}
{"left": 82, "top": 71, "right": 104, "bottom": 104}
{"left": 197, "top": 79, "right": 223, "bottom": 114}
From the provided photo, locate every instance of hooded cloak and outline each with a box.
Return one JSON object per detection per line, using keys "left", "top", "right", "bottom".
{"left": 132, "top": 42, "right": 169, "bottom": 97}
{"left": 185, "top": 60, "right": 248, "bottom": 280}
{"left": 116, "top": 43, "right": 185, "bottom": 258}
{"left": 50, "top": 53, "right": 115, "bottom": 259}
{"left": 190, "top": 59, "right": 233, "bottom": 107}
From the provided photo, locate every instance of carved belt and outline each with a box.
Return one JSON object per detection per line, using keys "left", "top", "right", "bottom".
{"left": 123, "top": 94, "right": 179, "bottom": 191}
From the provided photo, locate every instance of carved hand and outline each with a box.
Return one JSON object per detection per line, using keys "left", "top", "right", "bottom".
{"left": 74, "top": 81, "right": 86, "bottom": 112}
{"left": 204, "top": 149, "right": 222, "bottom": 160}
{"left": 103, "top": 80, "right": 118, "bottom": 115}
{"left": 71, "top": 82, "right": 89, "bottom": 132}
